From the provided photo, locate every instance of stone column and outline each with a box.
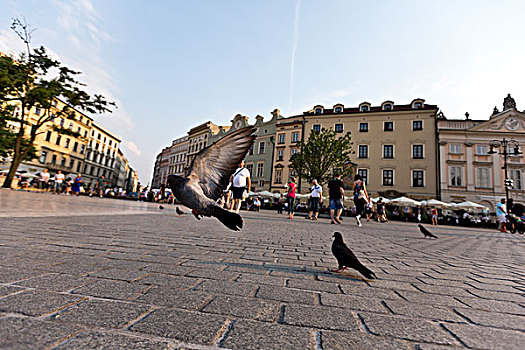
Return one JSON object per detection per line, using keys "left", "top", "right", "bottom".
{"left": 465, "top": 143, "right": 474, "bottom": 191}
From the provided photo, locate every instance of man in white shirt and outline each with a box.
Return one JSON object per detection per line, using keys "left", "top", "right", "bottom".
{"left": 308, "top": 179, "right": 322, "bottom": 220}
{"left": 38, "top": 169, "right": 50, "bottom": 192}
{"left": 54, "top": 170, "right": 65, "bottom": 194}
{"left": 229, "top": 160, "right": 251, "bottom": 214}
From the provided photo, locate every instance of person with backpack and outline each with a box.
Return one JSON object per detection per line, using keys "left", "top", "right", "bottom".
{"left": 353, "top": 174, "right": 369, "bottom": 227}
{"left": 229, "top": 160, "right": 251, "bottom": 214}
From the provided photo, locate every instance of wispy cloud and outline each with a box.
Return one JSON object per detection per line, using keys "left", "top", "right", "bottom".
{"left": 288, "top": 0, "right": 301, "bottom": 113}
{"left": 122, "top": 140, "right": 142, "bottom": 157}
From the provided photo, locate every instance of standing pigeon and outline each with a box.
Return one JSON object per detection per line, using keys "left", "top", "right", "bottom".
{"left": 331, "top": 232, "right": 377, "bottom": 279}
{"left": 159, "top": 205, "right": 165, "bottom": 210}
{"left": 418, "top": 224, "right": 438, "bottom": 239}
{"left": 167, "top": 126, "right": 256, "bottom": 231}
{"left": 175, "top": 207, "right": 185, "bottom": 216}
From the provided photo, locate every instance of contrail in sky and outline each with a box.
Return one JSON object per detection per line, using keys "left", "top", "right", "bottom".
{"left": 288, "top": 0, "right": 301, "bottom": 113}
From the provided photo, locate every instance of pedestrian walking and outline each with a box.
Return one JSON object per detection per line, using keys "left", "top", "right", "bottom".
{"left": 328, "top": 173, "right": 344, "bottom": 224}
{"left": 229, "top": 160, "right": 251, "bottom": 214}
{"left": 377, "top": 198, "right": 387, "bottom": 222}
{"left": 417, "top": 208, "right": 422, "bottom": 223}
{"left": 365, "top": 202, "right": 373, "bottom": 222}
{"left": 286, "top": 177, "right": 297, "bottom": 219}
{"left": 352, "top": 174, "right": 369, "bottom": 227}
{"left": 96, "top": 175, "right": 105, "bottom": 198}
{"left": 497, "top": 198, "right": 507, "bottom": 233}
{"left": 53, "top": 170, "right": 64, "bottom": 194}
{"left": 277, "top": 195, "right": 284, "bottom": 214}
{"left": 38, "top": 169, "right": 50, "bottom": 192}
{"left": 72, "top": 174, "right": 82, "bottom": 196}
{"left": 307, "top": 179, "right": 322, "bottom": 220}
{"left": 431, "top": 207, "right": 438, "bottom": 225}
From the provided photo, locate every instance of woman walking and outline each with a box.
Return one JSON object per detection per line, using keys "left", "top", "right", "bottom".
{"left": 72, "top": 174, "right": 83, "bottom": 196}
{"left": 307, "top": 179, "right": 322, "bottom": 220}
{"left": 352, "top": 174, "right": 369, "bottom": 227}
{"left": 286, "top": 177, "right": 297, "bottom": 219}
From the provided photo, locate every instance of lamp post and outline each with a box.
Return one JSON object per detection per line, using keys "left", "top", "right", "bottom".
{"left": 488, "top": 138, "right": 522, "bottom": 210}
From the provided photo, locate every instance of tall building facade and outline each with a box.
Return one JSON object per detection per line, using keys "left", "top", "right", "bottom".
{"left": 168, "top": 136, "right": 189, "bottom": 176}
{"left": 272, "top": 99, "right": 440, "bottom": 199}
{"left": 83, "top": 122, "right": 121, "bottom": 189}
{"left": 438, "top": 94, "right": 525, "bottom": 211}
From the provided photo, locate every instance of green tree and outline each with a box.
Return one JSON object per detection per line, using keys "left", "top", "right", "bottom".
{"left": 0, "top": 18, "right": 115, "bottom": 188}
{"left": 289, "top": 127, "right": 354, "bottom": 186}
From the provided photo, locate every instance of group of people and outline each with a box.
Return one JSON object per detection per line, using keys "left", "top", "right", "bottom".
{"left": 33, "top": 169, "right": 84, "bottom": 196}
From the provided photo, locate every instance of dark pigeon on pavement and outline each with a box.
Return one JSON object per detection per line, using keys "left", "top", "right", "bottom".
{"left": 159, "top": 205, "right": 165, "bottom": 210}
{"left": 176, "top": 207, "right": 185, "bottom": 216}
{"left": 331, "top": 232, "right": 377, "bottom": 279}
{"left": 418, "top": 224, "right": 438, "bottom": 239}
{"left": 167, "top": 126, "right": 256, "bottom": 231}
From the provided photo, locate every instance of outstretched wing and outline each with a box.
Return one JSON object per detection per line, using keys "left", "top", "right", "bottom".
{"left": 185, "top": 126, "right": 256, "bottom": 200}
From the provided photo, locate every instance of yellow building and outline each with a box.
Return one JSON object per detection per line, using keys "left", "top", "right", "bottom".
{"left": 13, "top": 98, "right": 92, "bottom": 179}
{"left": 272, "top": 99, "right": 440, "bottom": 200}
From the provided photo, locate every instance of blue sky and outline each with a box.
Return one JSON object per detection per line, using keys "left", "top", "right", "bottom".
{"left": 1, "top": 0, "right": 525, "bottom": 184}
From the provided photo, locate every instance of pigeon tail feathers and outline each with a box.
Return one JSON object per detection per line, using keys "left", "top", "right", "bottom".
{"left": 210, "top": 206, "right": 243, "bottom": 231}
{"left": 357, "top": 264, "right": 377, "bottom": 279}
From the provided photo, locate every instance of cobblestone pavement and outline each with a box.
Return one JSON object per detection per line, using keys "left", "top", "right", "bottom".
{"left": 0, "top": 190, "right": 524, "bottom": 349}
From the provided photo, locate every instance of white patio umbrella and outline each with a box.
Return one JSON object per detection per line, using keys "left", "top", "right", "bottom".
{"left": 371, "top": 197, "right": 390, "bottom": 203}
{"left": 256, "top": 191, "right": 274, "bottom": 197}
{"left": 420, "top": 199, "right": 451, "bottom": 208}
{"left": 450, "top": 201, "right": 488, "bottom": 210}
{"left": 390, "top": 196, "right": 422, "bottom": 206}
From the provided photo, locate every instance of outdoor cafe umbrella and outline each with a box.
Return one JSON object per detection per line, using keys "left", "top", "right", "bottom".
{"left": 420, "top": 199, "right": 451, "bottom": 208}
{"left": 390, "top": 196, "right": 422, "bottom": 206}
{"left": 371, "top": 197, "right": 390, "bottom": 203}
{"left": 450, "top": 201, "right": 488, "bottom": 210}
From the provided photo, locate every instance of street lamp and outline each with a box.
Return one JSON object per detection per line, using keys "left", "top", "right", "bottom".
{"left": 488, "top": 138, "right": 522, "bottom": 210}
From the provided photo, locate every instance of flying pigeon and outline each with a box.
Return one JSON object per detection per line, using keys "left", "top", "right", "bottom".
{"left": 418, "top": 224, "right": 438, "bottom": 239}
{"left": 167, "top": 126, "right": 256, "bottom": 231}
{"left": 176, "top": 207, "right": 185, "bottom": 216}
{"left": 331, "top": 232, "right": 377, "bottom": 279}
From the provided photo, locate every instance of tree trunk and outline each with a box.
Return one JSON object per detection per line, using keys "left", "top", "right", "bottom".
{"left": 1, "top": 154, "right": 23, "bottom": 188}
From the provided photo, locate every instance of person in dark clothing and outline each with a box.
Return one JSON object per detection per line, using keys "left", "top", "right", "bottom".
{"left": 328, "top": 174, "right": 344, "bottom": 224}
{"left": 353, "top": 174, "right": 369, "bottom": 227}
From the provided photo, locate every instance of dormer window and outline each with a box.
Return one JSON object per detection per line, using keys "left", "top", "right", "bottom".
{"left": 359, "top": 102, "right": 371, "bottom": 112}
{"left": 383, "top": 104, "right": 392, "bottom": 111}
{"left": 361, "top": 105, "right": 369, "bottom": 112}
{"left": 412, "top": 99, "right": 425, "bottom": 109}
{"left": 315, "top": 108, "right": 322, "bottom": 114}
{"left": 334, "top": 106, "right": 342, "bottom": 113}
{"left": 414, "top": 102, "right": 422, "bottom": 109}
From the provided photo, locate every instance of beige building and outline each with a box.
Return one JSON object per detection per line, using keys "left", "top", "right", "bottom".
{"left": 271, "top": 99, "right": 440, "bottom": 199}
{"left": 168, "top": 136, "right": 189, "bottom": 176}
{"left": 438, "top": 94, "right": 525, "bottom": 212}
{"left": 83, "top": 122, "right": 121, "bottom": 189}
{"left": 186, "top": 121, "right": 221, "bottom": 170}
{"left": 11, "top": 98, "right": 91, "bottom": 179}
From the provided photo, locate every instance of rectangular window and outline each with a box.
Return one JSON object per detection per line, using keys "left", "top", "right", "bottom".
{"left": 73, "top": 142, "right": 78, "bottom": 152}
{"left": 69, "top": 159, "right": 75, "bottom": 168}
{"left": 476, "top": 145, "right": 488, "bottom": 155}
{"left": 80, "top": 144, "right": 85, "bottom": 154}
{"left": 383, "top": 145, "right": 394, "bottom": 159}
{"left": 69, "top": 122, "right": 73, "bottom": 130}
{"left": 359, "top": 123, "right": 368, "bottom": 132}
{"left": 256, "top": 163, "right": 264, "bottom": 177}
{"left": 59, "top": 118, "right": 64, "bottom": 127}
{"left": 277, "top": 149, "right": 284, "bottom": 161}
{"left": 248, "top": 144, "right": 254, "bottom": 155}
{"left": 312, "top": 124, "right": 321, "bottom": 133}
{"left": 383, "top": 170, "right": 394, "bottom": 186}
{"left": 384, "top": 121, "right": 394, "bottom": 131}
{"left": 278, "top": 134, "right": 285, "bottom": 144}
{"left": 61, "top": 156, "right": 67, "bottom": 167}
{"left": 65, "top": 138, "right": 70, "bottom": 148}
{"left": 51, "top": 154, "right": 57, "bottom": 164}
{"left": 510, "top": 169, "right": 522, "bottom": 190}
{"left": 358, "top": 169, "right": 368, "bottom": 185}
{"left": 413, "top": 120, "right": 423, "bottom": 131}
{"left": 358, "top": 145, "right": 368, "bottom": 159}
{"left": 246, "top": 164, "right": 254, "bottom": 175}
{"left": 291, "top": 149, "right": 298, "bottom": 158}
{"left": 450, "top": 166, "right": 463, "bottom": 186}
{"left": 77, "top": 161, "right": 82, "bottom": 172}
{"left": 291, "top": 132, "right": 300, "bottom": 143}
{"left": 258, "top": 179, "right": 265, "bottom": 187}
{"left": 275, "top": 169, "right": 283, "bottom": 184}
{"left": 35, "top": 106, "right": 41, "bottom": 115}
{"left": 258, "top": 141, "right": 265, "bottom": 154}
{"left": 412, "top": 170, "right": 424, "bottom": 187}
{"left": 84, "top": 130, "right": 88, "bottom": 137}
{"left": 56, "top": 135, "right": 61, "bottom": 146}
{"left": 450, "top": 144, "right": 462, "bottom": 154}
{"left": 77, "top": 127, "right": 81, "bottom": 133}
{"left": 334, "top": 123, "right": 343, "bottom": 133}
{"left": 476, "top": 167, "right": 491, "bottom": 188}
{"left": 413, "top": 145, "right": 424, "bottom": 159}
{"left": 45, "top": 131, "right": 52, "bottom": 142}
{"left": 39, "top": 150, "right": 47, "bottom": 164}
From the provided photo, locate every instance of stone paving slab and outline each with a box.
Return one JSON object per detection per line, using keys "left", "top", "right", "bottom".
{"left": 1, "top": 190, "right": 525, "bottom": 349}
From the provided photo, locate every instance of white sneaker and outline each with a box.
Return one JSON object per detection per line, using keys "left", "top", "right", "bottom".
{"left": 358, "top": 223, "right": 363, "bottom": 227}
{"left": 356, "top": 217, "right": 361, "bottom": 226}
